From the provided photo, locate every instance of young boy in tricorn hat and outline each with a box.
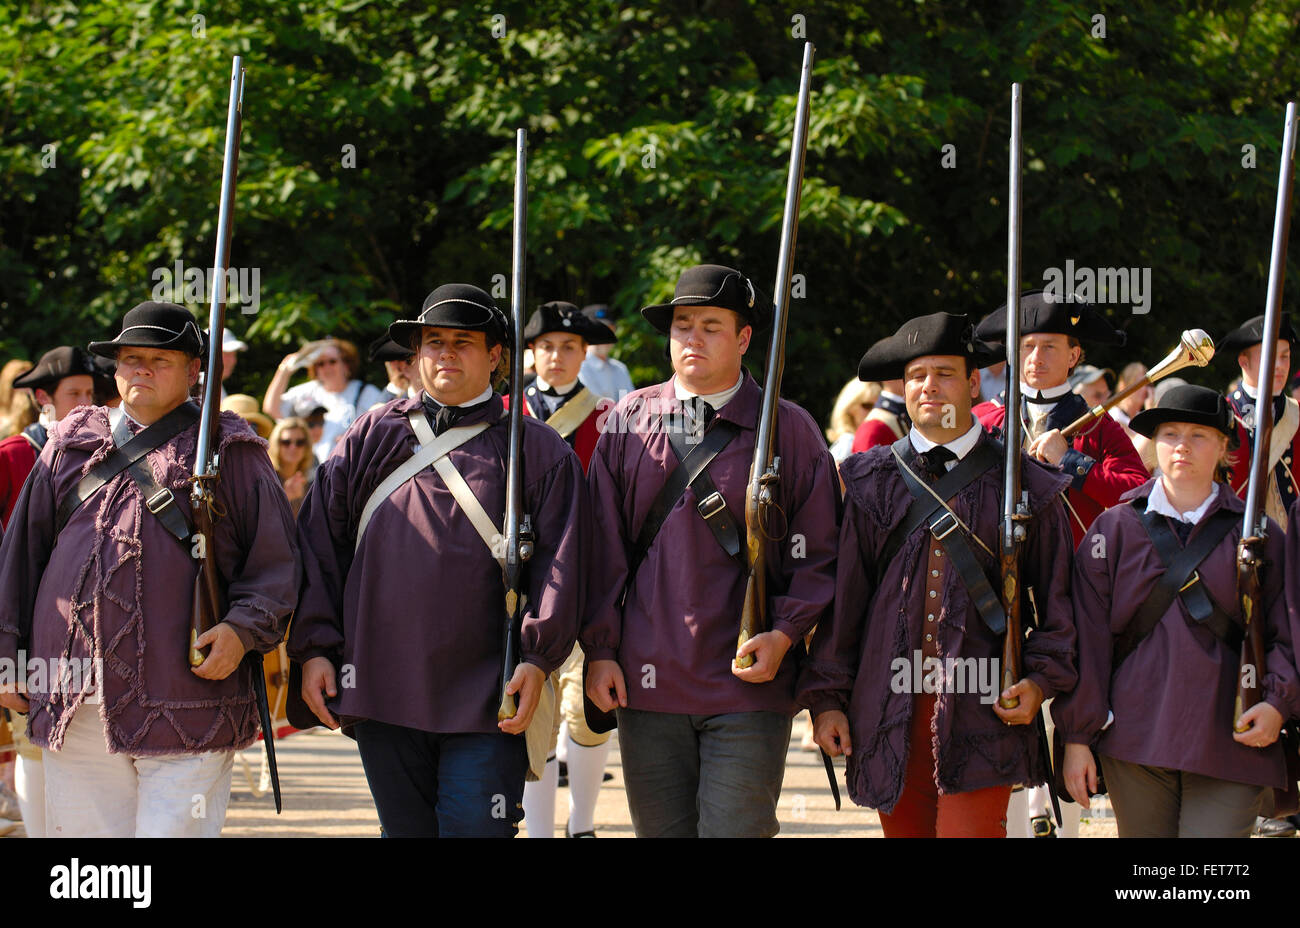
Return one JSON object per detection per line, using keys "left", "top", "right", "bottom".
{"left": 515, "top": 299, "right": 616, "bottom": 837}
{"left": 0, "top": 346, "right": 97, "bottom": 528}
{"left": 1220, "top": 313, "right": 1299, "bottom": 530}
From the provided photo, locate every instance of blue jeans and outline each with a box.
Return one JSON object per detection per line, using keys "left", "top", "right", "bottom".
{"left": 355, "top": 721, "right": 528, "bottom": 838}
{"left": 616, "top": 708, "right": 793, "bottom": 837}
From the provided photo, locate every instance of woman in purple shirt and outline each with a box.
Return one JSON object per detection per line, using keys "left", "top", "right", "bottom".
{"left": 1056, "top": 385, "right": 1300, "bottom": 837}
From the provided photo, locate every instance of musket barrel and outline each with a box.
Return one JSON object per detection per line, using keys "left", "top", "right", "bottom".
{"left": 1242, "top": 101, "right": 1297, "bottom": 537}
{"left": 998, "top": 83, "right": 1024, "bottom": 710}
{"left": 504, "top": 128, "right": 528, "bottom": 561}
{"left": 194, "top": 56, "right": 245, "bottom": 477}
{"left": 498, "top": 128, "right": 528, "bottom": 720}
{"left": 751, "top": 42, "right": 813, "bottom": 490}
{"left": 1233, "top": 101, "right": 1296, "bottom": 731}
{"left": 1003, "top": 83, "right": 1022, "bottom": 553}
{"left": 736, "top": 42, "right": 814, "bottom": 665}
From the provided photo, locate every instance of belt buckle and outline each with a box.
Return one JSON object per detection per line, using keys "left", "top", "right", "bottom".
{"left": 930, "top": 510, "right": 960, "bottom": 541}
{"left": 697, "top": 491, "right": 727, "bottom": 520}
{"left": 145, "top": 487, "right": 175, "bottom": 514}
{"left": 1179, "top": 570, "right": 1201, "bottom": 593}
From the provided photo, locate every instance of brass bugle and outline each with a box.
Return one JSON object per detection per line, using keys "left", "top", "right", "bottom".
{"left": 1060, "top": 329, "right": 1215, "bottom": 439}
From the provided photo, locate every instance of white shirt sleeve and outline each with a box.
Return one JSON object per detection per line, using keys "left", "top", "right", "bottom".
{"left": 279, "top": 381, "right": 315, "bottom": 419}
{"left": 359, "top": 383, "right": 387, "bottom": 412}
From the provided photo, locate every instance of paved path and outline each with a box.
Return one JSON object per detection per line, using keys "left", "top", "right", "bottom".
{"left": 217, "top": 715, "right": 1119, "bottom": 837}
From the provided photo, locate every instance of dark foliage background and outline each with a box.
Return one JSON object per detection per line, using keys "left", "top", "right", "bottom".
{"left": 3, "top": 0, "right": 1299, "bottom": 422}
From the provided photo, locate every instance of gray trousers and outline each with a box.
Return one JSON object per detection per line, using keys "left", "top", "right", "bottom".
{"left": 1100, "top": 754, "right": 1266, "bottom": 838}
{"left": 616, "top": 708, "right": 792, "bottom": 838}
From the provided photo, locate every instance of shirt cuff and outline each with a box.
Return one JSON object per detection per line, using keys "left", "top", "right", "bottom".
{"left": 807, "top": 696, "right": 845, "bottom": 718}
{"left": 296, "top": 647, "right": 338, "bottom": 665}
{"left": 227, "top": 622, "right": 257, "bottom": 655}
{"left": 582, "top": 646, "right": 619, "bottom": 663}
{"left": 771, "top": 619, "right": 803, "bottom": 649}
{"left": 1026, "top": 671, "right": 1055, "bottom": 702}
{"left": 1060, "top": 448, "right": 1095, "bottom": 491}
{"left": 521, "top": 652, "right": 563, "bottom": 677}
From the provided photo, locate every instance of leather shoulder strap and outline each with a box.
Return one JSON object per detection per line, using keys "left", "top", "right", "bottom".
{"left": 1113, "top": 501, "right": 1239, "bottom": 667}
{"left": 876, "top": 437, "right": 1000, "bottom": 573}
{"left": 864, "top": 407, "right": 905, "bottom": 439}
{"left": 354, "top": 410, "right": 491, "bottom": 551}
{"left": 626, "top": 419, "right": 742, "bottom": 584}
{"left": 54, "top": 403, "right": 199, "bottom": 533}
{"left": 888, "top": 444, "right": 1007, "bottom": 635}
{"left": 544, "top": 387, "right": 601, "bottom": 439}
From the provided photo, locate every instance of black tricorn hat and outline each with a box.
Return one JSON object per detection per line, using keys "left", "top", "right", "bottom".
{"left": 87, "top": 302, "right": 205, "bottom": 359}
{"left": 858, "top": 312, "right": 1004, "bottom": 382}
{"left": 524, "top": 301, "right": 615, "bottom": 346}
{"left": 13, "top": 346, "right": 98, "bottom": 392}
{"left": 368, "top": 333, "right": 414, "bottom": 364}
{"left": 975, "top": 290, "right": 1126, "bottom": 347}
{"left": 389, "top": 283, "right": 510, "bottom": 349}
{"left": 1129, "top": 383, "right": 1238, "bottom": 445}
{"left": 640, "top": 264, "right": 772, "bottom": 335}
{"left": 1219, "top": 313, "right": 1299, "bottom": 357}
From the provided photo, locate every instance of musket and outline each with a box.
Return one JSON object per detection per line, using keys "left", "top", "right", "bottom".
{"left": 1060, "top": 330, "right": 1215, "bottom": 439}
{"left": 498, "top": 128, "right": 535, "bottom": 722}
{"left": 1234, "top": 100, "right": 1297, "bottom": 732}
{"left": 999, "top": 83, "right": 1029, "bottom": 711}
{"left": 1002, "top": 85, "right": 1062, "bottom": 827}
{"left": 186, "top": 58, "right": 279, "bottom": 812}
{"left": 735, "top": 41, "right": 814, "bottom": 669}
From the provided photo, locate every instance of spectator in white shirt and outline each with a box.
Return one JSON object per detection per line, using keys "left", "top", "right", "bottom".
{"left": 263, "top": 337, "right": 384, "bottom": 462}
{"left": 577, "top": 304, "right": 635, "bottom": 401}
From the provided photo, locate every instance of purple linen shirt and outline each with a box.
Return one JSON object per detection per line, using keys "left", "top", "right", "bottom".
{"left": 0, "top": 406, "right": 300, "bottom": 755}
{"left": 288, "top": 394, "right": 586, "bottom": 735}
{"left": 797, "top": 431, "right": 1077, "bottom": 812}
{"left": 581, "top": 373, "right": 839, "bottom": 717}
{"left": 1052, "top": 480, "right": 1297, "bottom": 789}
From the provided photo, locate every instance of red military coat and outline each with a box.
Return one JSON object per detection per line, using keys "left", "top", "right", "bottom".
{"left": 975, "top": 391, "right": 1147, "bottom": 546}
{"left": 0, "top": 430, "right": 41, "bottom": 529}
{"left": 508, "top": 379, "right": 608, "bottom": 473}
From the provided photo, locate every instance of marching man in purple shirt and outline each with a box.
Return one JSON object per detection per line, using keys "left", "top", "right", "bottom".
{"left": 798, "top": 311, "right": 1077, "bottom": 837}
{"left": 291, "top": 284, "right": 587, "bottom": 838}
{"left": 583, "top": 264, "right": 839, "bottom": 837}
{"left": 0, "top": 301, "right": 301, "bottom": 837}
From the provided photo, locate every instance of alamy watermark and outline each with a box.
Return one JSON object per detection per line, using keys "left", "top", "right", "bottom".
{"left": 151, "top": 260, "right": 261, "bottom": 314}
{"left": 1042, "top": 259, "right": 1151, "bottom": 314}
{"left": 0, "top": 652, "right": 102, "bottom": 701}
{"left": 890, "top": 651, "right": 1001, "bottom": 704}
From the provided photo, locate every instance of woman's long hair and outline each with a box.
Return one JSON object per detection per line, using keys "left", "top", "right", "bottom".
{"left": 0, "top": 359, "right": 38, "bottom": 438}
{"left": 826, "top": 378, "right": 881, "bottom": 443}
{"left": 268, "top": 417, "right": 313, "bottom": 481}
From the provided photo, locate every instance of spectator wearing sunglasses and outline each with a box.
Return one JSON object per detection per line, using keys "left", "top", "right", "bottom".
{"left": 268, "top": 417, "right": 314, "bottom": 516}
{"left": 263, "top": 338, "right": 385, "bottom": 462}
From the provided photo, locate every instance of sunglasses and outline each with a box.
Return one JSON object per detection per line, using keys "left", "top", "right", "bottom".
{"left": 278, "top": 437, "right": 308, "bottom": 447}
